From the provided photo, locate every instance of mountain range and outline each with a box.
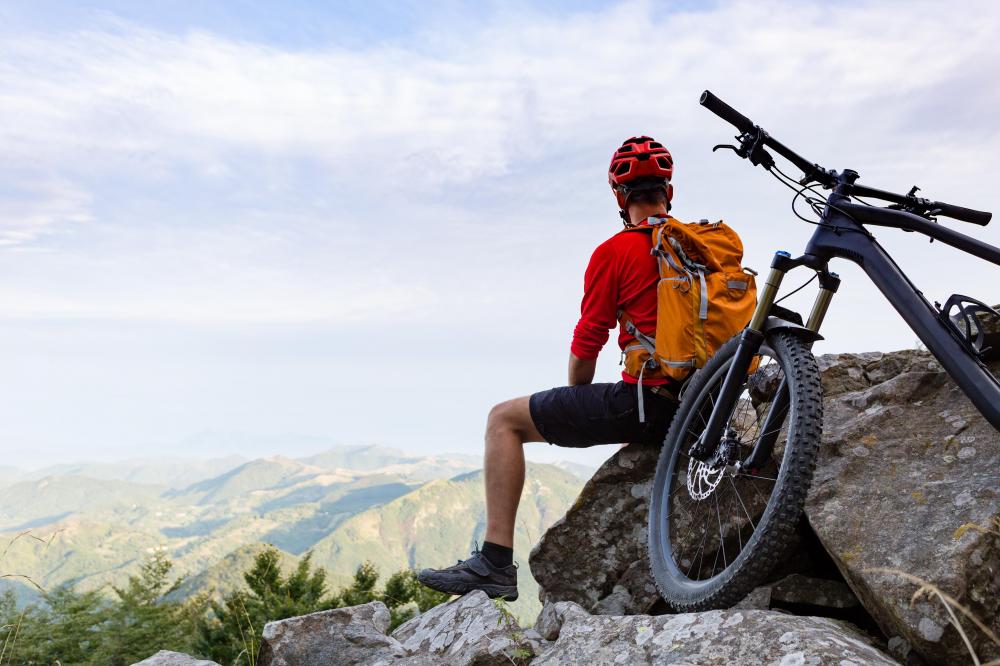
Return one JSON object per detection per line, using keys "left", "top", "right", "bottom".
{"left": 0, "top": 445, "right": 593, "bottom": 622}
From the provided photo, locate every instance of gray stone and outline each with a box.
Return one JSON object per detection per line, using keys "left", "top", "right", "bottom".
{"left": 257, "top": 601, "right": 404, "bottom": 666}
{"left": 130, "top": 652, "right": 220, "bottom": 666}
{"left": 732, "top": 585, "right": 772, "bottom": 610}
{"left": 769, "top": 573, "right": 859, "bottom": 609}
{"left": 533, "top": 600, "right": 590, "bottom": 641}
{"left": 529, "top": 442, "right": 662, "bottom": 614}
{"left": 391, "top": 590, "right": 531, "bottom": 665}
{"left": 807, "top": 350, "right": 1000, "bottom": 665}
{"left": 948, "top": 301, "right": 1000, "bottom": 361}
{"left": 532, "top": 602, "right": 897, "bottom": 665}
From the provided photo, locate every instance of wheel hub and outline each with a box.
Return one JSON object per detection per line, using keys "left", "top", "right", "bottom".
{"left": 686, "top": 427, "right": 740, "bottom": 500}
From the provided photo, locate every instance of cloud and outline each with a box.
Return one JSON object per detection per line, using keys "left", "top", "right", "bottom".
{"left": 1, "top": 1, "right": 997, "bottom": 182}
{"left": 0, "top": 0, "right": 997, "bottom": 328}
{"left": 0, "top": 178, "right": 92, "bottom": 246}
{"left": 0, "top": 1, "right": 998, "bottom": 463}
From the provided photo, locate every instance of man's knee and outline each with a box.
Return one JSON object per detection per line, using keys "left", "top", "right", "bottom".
{"left": 487, "top": 399, "right": 517, "bottom": 434}
{"left": 486, "top": 397, "right": 538, "bottom": 441}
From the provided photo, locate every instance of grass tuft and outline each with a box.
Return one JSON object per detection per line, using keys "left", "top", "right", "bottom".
{"left": 866, "top": 567, "right": 1000, "bottom": 666}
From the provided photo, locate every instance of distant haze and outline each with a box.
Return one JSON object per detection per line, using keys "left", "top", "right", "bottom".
{"left": 0, "top": 1, "right": 997, "bottom": 468}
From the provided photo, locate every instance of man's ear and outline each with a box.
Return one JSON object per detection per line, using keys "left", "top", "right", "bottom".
{"left": 614, "top": 187, "right": 628, "bottom": 211}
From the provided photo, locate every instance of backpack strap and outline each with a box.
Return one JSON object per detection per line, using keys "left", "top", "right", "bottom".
{"left": 618, "top": 310, "right": 656, "bottom": 356}
{"left": 618, "top": 310, "right": 658, "bottom": 423}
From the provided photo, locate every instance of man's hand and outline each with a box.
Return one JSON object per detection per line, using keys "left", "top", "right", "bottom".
{"left": 568, "top": 352, "right": 597, "bottom": 386}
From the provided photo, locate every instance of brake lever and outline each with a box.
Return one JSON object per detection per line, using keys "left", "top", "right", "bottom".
{"left": 712, "top": 143, "right": 740, "bottom": 154}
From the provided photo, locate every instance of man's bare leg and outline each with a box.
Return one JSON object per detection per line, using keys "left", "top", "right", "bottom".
{"left": 483, "top": 396, "right": 544, "bottom": 548}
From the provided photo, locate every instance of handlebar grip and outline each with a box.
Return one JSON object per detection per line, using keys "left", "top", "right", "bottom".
{"left": 700, "top": 90, "right": 755, "bottom": 134}
{"left": 930, "top": 201, "right": 992, "bottom": 226}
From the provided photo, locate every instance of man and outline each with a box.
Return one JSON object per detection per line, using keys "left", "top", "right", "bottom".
{"left": 418, "top": 137, "right": 681, "bottom": 600}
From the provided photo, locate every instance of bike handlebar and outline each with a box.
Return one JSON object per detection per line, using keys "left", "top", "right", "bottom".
{"left": 927, "top": 201, "right": 992, "bottom": 226}
{"left": 852, "top": 185, "right": 993, "bottom": 226}
{"left": 699, "top": 90, "right": 993, "bottom": 227}
{"left": 699, "top": 90, "right": 755, "bottom": 134}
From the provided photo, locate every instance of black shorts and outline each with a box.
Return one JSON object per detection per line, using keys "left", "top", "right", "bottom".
{"left": 528, "top": 381, "right": 678, "bottom": 448}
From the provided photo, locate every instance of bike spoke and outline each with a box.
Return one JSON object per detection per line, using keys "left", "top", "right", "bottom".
{"left": 714, "top": 490, "right": 727, "bottom": 570}
{"left": 687, "top": 525, "right": 711, "bottom": 579}
{"left": 739, "top": 473, "right": 778, "bottom": 482}
{"left": 729, "top": 476, "right": 758, "bottom": 532}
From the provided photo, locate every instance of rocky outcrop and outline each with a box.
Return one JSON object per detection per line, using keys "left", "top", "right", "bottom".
{"left": 806, "top": 350, "right": 1000, "bottom": 664}
{"left": 392, "top": 590, "right": 533, "bottom": 664}
{"left": 528, "top": 442, "right": 661, "bottom": 614}
{"left": 131, "top": 652, "right": 220, "bottom": 666}
{"left": 531, "top": 347, "right": 1000, "bottom": 665}
{"left": 532, "top": 600, "right": 897, "bottom": 665}
{"left": 257, "top": 601, "right": 404, "bottom": 665}
{"left": 253, "top": 592, "right": 532, "bottom": 665}
{"left": 242, "top": 591, "right": 900, "bottom": 664}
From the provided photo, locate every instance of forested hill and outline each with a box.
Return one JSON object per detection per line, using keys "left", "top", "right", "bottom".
{"left": 0, "top": 446, "right": 591, "bottom": 622}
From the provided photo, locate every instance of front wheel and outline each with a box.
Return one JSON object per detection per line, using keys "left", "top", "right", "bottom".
{"left": 647, "top": 331, "right": 823, "bottom": 610}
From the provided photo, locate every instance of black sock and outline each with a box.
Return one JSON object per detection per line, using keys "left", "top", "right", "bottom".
{"left": 481, "top": 541, "right": 513, "bottom": 568}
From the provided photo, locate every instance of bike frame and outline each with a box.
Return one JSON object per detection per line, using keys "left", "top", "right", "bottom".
{"left": 697, "top": 170, "right": 1000, "bottom": 463}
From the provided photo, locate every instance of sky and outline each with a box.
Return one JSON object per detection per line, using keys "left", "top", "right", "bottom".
{"left": 0, "top": 0, "right": 998, "bottom": 468}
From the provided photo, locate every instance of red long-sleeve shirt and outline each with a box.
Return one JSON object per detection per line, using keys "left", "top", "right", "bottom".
{"left": 571, "top": 220, "right": 667, "bottom": 385}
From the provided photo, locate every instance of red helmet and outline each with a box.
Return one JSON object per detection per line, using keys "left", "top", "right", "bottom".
{"left": 608, "top": 136, "right": 673, "bottom": 187}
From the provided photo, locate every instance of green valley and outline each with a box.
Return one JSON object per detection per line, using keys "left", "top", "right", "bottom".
{"left": 0, "top": 446, "right": 590, "bottom": 623}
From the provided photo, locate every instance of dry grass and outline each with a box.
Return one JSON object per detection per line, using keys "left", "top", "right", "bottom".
{"left": 866, "top": 566, "right": 1000, "bottom": 666}
{"left": 0, "top": 529, "right": 60, "bottom": 665}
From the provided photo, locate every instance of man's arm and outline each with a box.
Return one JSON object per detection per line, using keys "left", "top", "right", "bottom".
{"left": 568, "top": 352, "right": 597, "bottom": 386}
{"left": 569, "top": 241, "right": 617, "bottom": 385}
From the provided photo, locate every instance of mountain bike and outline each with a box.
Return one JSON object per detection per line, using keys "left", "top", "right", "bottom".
{"left": 647, "top": 90, "right": 1000, "bottom": 610}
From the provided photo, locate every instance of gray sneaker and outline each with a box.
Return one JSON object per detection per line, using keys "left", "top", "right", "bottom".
{"left": 417, "top": 546, "right": 518, "bottom": 601}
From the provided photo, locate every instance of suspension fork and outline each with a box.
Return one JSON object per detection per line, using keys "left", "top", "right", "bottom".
{"left": 740, "top": 270, "right": 841, "bottom": 471}
{"left": 690, "top": 251, "right": 792, "bottom": 460}
{"left": 690, "top": 249, "right": 841, "bottom": 463}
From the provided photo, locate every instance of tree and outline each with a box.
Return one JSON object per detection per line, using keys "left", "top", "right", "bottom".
{"left": 331, "top": 561, "right": 379, "bottom": 607}
{"left": 196, "top": 549, "right": 453, "bottom": 664}
{"left": 0, "top": 552, "right": 199, "bottom": 665}
{"left": 380, "top": 569, "right": 450, "bottom": 630}
{"left": 195, "top": 546, "right": 331, "bottom": 665}
{"left": 92, "top": 550, "right": 200, "bottom": 666}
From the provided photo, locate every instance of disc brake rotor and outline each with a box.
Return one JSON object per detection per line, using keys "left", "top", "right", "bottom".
{"left": 686, "top": 457, "right": 725, "bottom": 500}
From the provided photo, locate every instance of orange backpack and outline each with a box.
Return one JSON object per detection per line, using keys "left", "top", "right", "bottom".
{"left": 619, "top": 216, "right": 757, "bottom": 416}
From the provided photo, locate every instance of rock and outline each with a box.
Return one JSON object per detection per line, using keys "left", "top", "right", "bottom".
{"left": 130, "top": 652, "right": 220, "bottom": 666}
{"left": 529, "top": 442, "right": 662, "bottom": 614}
{"left": 257, "top": 601, "right": 404, "bottom": 666}
{"left": 807, "top": 350, "right": 1000, "bottom": 665}
{"left": 732, "top": 586, "right": 772, "bottom": 610}
{"left": 391, "top": 590, "right": 532, "bottom": 665}
{"left": 532, "top": 600, "right": 897, "bottom": 665}
{"left": 947, "top": 301, "right": 1000, "bottom": 361}
{"left": 769, "top": 573, "right": 859, "bottom": 610}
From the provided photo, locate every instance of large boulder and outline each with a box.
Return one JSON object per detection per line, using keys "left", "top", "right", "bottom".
{"left": 532, "top": 600, "right": 897, "bottom": 665}
{"left": 257, "top": 601, "right": 404, "bottom": 666}
{"left": 529, "top": 442, "right": 661, "bottom": 614}
{"left": 391, "top": 590, "right": 533, "bottom": 665}
{"left": 807, "top": 350, "right": 1000, "bottom": 664}
{"left": 255, "top": 593, "right": 532, "bottom": 665}
{"left": 130, "top": 652, "right": 220, "bottom": 666}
